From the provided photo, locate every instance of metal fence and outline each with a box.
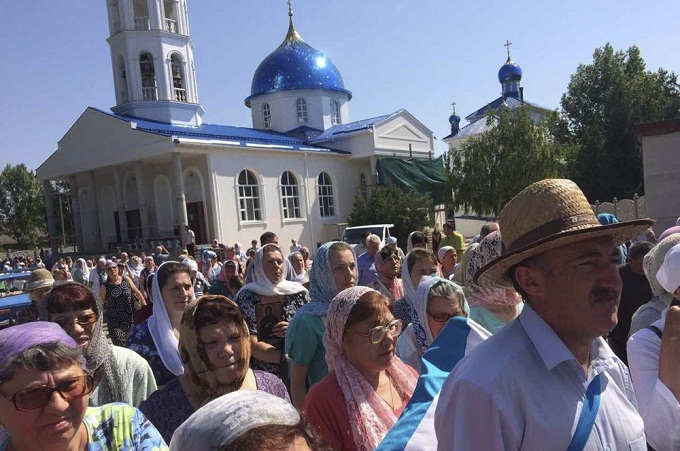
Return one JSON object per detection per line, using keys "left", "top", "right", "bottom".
{"left": 591, "top": 194, "right": 646, "bottom": 221}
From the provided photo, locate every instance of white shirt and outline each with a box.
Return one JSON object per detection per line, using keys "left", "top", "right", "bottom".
{"left": 627, "top": 309, "right": 680, "bottom": 451}
{"left": 435, "top": 304, "right": 646, "bottom": 450}
{"left": 89, "top": 267, "right": 107, "bottom": 294}
{"left": 184, "top": 229, "right": 195, "bottom": 245}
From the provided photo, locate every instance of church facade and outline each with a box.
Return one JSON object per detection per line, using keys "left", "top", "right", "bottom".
{"left": 37, "top": 1, "right": 434, "bottom": 254}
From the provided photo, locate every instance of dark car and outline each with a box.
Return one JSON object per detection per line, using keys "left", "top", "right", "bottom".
{"left": 0, "top": 271, "right": 33, "bottom": 328}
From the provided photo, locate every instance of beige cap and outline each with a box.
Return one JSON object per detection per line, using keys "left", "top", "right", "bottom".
{"left": 26, "top": 268, "right": 54, "bottom": 291}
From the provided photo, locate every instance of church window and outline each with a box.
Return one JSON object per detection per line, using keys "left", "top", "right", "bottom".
{"left": 163, "top": 0, "right": 178, "bottom": 33}
{"left": 296, "top": 98, "right": 308, "bottom": 124}
{"left": 133, "top": 0, "right": 150, "bottom": 30}
{"left": 139, "top": 52, "right": 157, "bottom": 101}
{"left": 237, "top": 170, "right": 262, "bottom": 222}
{"left": 360, "top": 173, "right": 368, "bottom": 201}
{"left": 317, "top": 172, "right": 335, "bottom": 217}
{"left": 170, "top": 54, "right": 186, "bottom": 102}
{"left": 331, "top": 100, "right": 341, "bottom": 125}
{"left": 262, "top": 103, "right": 272, "bottom": 128}
{"left": 280, "top": 171, "right": 301, "bottom": 220}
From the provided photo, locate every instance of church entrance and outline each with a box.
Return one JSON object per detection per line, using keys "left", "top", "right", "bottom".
{"left": 186, "top": 201, "right": 206, "bottom": 245}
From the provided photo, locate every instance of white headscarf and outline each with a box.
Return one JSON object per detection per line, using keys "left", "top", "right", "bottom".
{"left": 148, "top": 261, "right": 195, "bottom": 377}
{"left": 170, "top": 390, "right": 299, "bottom": 450}
{"left": 238, "top": 244, "right": 307, "bottom": 297}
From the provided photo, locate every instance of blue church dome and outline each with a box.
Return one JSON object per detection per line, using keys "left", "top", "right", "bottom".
{"left": 498, "top": 57, "right": 522, "bottom": 83}
{"left": 245, "top": 17, "right": 352, "bottom": 106}
{"left": 449, "top": 113, "right": 461, "bottom": 124}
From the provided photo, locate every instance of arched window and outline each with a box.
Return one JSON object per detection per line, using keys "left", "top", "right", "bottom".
{"left": 280, "top": 171, "right": 301, "bottom": 219}
{"left": 296, "top": 98, "right": 308, "bottom": 124}
{"left": 331, "top": 99, "right": 341, "bottom": 125}
{"left": 170, "top": 53, "right": 186, "bottom": 102}
{"left": 139, "top": 52, "right": 157, "bottom": 101}
{"left": 317, "top": 172, "right": 335, "bottom": 217}
{"left": 262, "top": 103, "right": 271, "bottom": 129}
{"left": 116, "top": 56, "right": 128, "bottom": 103}
{"left": 237, "top": 170, "right": 262, "bottom": 222}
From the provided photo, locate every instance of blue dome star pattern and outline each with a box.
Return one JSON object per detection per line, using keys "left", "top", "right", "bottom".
{"left": 245, "top": 19, "right": 352, "bottom": 106}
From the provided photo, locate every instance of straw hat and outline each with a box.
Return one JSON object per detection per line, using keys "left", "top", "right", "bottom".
{"left": 26, "top": 268, "right": 54, "bottom": 291}
{"left": 475, "top": 179, "right": 654, "bottom": 287}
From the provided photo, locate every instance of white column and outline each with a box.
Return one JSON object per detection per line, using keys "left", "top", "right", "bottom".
{"left": 148, "top": 0, "right": 162, "bottom": 30}
{"left": 113, "top": 167, "right": 129, "bottom": 242}
{"left": 68, "top": 176, "right": 85, "bottom": 252}
{"left": 172, "top": 153, "right": 189, "bottom": 248}
{"left": 135, "top": 163, "right": 151, "bottom": 239}
{"left": 43, "top": 180, "right": 59, "bottom": 256}
{"left": 119, "top": 0, "right": 134, "bottom": 31}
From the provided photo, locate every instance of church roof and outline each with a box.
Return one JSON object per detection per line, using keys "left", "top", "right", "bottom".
{"left": 245, "top": 16, "right": 351, "bottom": 106}
{"left": 308, "top": 112, "right": 394, "bottom": 143}
{"left": 102, "top": 109, "right": 347, "bottom": 154}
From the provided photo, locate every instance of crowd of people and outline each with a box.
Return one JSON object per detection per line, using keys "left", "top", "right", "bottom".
{"left": 3, "top": 177, "right": 680, "bottom": 450}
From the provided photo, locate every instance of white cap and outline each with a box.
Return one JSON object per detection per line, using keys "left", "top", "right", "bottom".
{"left": 386, "top": 236, "right": 397, "bottom": 245}
{"left": 657, "top": 242, "right": 680, "bottom": 294}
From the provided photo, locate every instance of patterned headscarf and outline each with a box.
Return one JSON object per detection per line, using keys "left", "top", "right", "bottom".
{"left": 148, "top": 261, "right": 195, "bottom": 377}
{"left": 374, "top": 249, "right": 404, "bottom": 301}
{"left": 44, "top": 284, "right": 122, "bottom": 403}
{"left": 400, "top": 252, "right": 418, "bottom": 308}
{"left": 411, "top": 277, "right": 469, "bottom": 355}
{"left": 169, "top": 390, "right": 299, "bottom": 450}
{"left": 465, "top": 231, "right": 522, "bottom": 307}
{"left": 178, "top": 296, "right": 252, "bottom": 407}
{"left": 297, "top": 242, "right": 355, "bottom": 316}
{"left": 237, "top": 244, "right": 307, "bottom": 297}
{"left": 323, "top": 286, "right": 418, "bottom": 451}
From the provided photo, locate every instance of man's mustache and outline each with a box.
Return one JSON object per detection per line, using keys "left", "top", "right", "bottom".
{"left": 590, "top": 287, "right": 620, "bottom": 303}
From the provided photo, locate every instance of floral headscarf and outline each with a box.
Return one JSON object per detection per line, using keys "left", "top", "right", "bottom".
{"left": 237, "top": 244, "right": 307, "bottom": 297}
{"left": 178, "top": 296, "right": 252, "bottom": 407}
{"left": 411, "top": 277, "right": 469, "bottom": 355}
{"left": 465, "top": 231, "right": 522, "bottom": 307}
{"left": 374, "top": 248, "right": 404, "bottom": 301}
{"left": 297, "top": 242, "right": 355, "bottom": 316}
{"left": 323, "top": 286, "right": 417, "bottom": 451}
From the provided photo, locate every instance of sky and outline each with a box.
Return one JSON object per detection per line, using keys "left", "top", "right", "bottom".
{"left": 1, "top": 1, "right": 680, "bottom": 172}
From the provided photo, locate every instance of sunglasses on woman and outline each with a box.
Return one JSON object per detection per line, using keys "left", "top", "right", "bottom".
{"left": 2, "top": 374, "right": 96, "bottom": 411}
{"left": 352, "top": 319, "right": 402, "bottom": 345}
{"left": 53, "top": 313, "right": 98, "bottom": 331}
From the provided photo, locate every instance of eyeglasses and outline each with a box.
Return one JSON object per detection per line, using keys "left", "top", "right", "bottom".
{"left": 2, "top": 375, "right": 95, "bottom": 411}
{"left": 427, "top": 311, "right": 465, "bottom": 323}
{"left": 351, "top": 319, "right": 402, "bottom": 344}
{"left": 54, "top": 313, "right": 98, "bottom": 331}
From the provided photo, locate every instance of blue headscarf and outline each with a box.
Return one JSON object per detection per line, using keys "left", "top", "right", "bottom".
{"left": 296, "top": 242, "right": 356, "bottom": 316}
{"left": 597, "top": 213, "right": 619, "bottom": 225}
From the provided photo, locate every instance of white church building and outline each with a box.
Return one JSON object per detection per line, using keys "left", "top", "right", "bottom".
{"left": 37, "top": 1, "right": 436, "bottom": 254}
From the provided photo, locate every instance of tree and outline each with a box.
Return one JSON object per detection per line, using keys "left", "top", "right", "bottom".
{"left": 446, "top": 105, "right": 573, "bottom": 217}
{"left": 347, "top": 184, "right": 433, "bottom": 247}
{"left": 561, "top": 44, "right": 680, "bottom": 202}
{"left": 0, "top": 164, "right": 47, "bottom": 247}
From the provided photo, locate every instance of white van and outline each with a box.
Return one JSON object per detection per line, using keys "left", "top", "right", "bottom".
{"left": 341, "top": 224, "right": 395, "bottom": 248}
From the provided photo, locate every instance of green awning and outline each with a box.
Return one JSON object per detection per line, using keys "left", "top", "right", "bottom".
{"left": 376, "top": 156, "right": 447, "bottom": 204}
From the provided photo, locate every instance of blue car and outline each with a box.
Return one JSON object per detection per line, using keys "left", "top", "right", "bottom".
{"left": 0, "top": 271, "right": 33, "bottom": 327}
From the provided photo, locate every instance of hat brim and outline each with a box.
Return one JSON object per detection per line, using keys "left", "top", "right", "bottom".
{"left": 475, "top": 218, "right": 654, "bottom": 288}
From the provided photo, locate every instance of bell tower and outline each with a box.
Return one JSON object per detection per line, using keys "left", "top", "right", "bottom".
{"left": 106, "top": 0, "right": 204, "bottom": 125}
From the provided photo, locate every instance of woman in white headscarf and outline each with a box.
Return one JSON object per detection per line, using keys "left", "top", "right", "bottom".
{"left": 127, "top": 261, "right": 195, "bottom": 386}
{"left": 236, "top": 243, "right": 308, "bottom": 378}
{"left": 72, "top": 258, "right": 90, "bottom": 285}
{"left": 396, "top": 277, "right": 471, "bottom": 371}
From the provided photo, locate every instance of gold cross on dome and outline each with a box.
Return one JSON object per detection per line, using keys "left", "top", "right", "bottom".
{"left": 287, "top": 0, "right": 293, "bottom": 17}
{"left": 504, "top": 40, "right": 512, "bottom": 58}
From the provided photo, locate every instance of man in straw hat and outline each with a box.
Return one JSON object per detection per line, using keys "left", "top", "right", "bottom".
{"left": 435, "top": 179, "right": 653, "bottom": 450}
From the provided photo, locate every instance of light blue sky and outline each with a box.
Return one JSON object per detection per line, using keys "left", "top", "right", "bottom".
{"left": 1, "top": 1, "right": 679, "bottom": 171}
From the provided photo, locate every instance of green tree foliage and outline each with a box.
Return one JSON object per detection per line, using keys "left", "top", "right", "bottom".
{"left": 0, "top": 164, "right": 47, "bottom": 247}
{"left": 447, "top": 105, "right": 573, "bottom": 217}
{"left": 347, "top": 184, "right": 432, "bottom": 247}
{"left": 561, "top": 43, "right": 680, "bottom": 202}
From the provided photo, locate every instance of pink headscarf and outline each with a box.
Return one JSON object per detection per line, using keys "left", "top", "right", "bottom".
{"left": 323, "top": 286, "right": 417, "bottom": 451}
{"left": 374, "top": 250, "right": 404, "bottom": 301}
{"left": 465, "top": 231, "right": 522, "bottom": 307}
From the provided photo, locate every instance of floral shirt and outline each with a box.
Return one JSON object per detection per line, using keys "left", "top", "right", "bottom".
{"left": 126, "top": 320, "right": 176, "bottom": 387}
{"left": 0, "top": 403, "right": 167, "bottom": 451}
{"left": 393, "top": 296, "right": 413, "bottom": 326}
{"left": 236, "top": 289, "right": 308, "bottom": 376}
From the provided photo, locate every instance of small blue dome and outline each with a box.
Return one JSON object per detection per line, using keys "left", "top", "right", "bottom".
{"left": 245, "top": 19, "right": 352, "bottom": 106}
{"left": 449, "top": 114, "right": 461, "bottom": 124}
{"left": 498, "top": 57, "right": 522, "bottom": 83}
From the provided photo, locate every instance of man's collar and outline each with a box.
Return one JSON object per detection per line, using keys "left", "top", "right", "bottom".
{"left": 518, "top": 304, "right": 617, "bottom": 373}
